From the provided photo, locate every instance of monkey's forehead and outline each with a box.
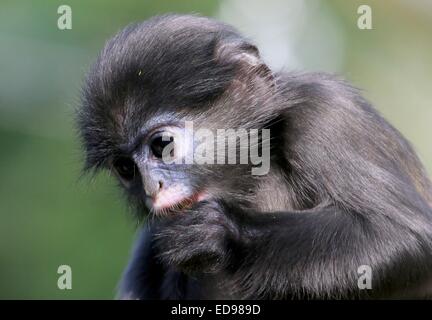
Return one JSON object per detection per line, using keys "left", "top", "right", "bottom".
{"left": 81, "top": 14, "right": 243, "bottom": 116}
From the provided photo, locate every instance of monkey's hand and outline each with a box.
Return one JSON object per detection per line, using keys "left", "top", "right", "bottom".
{"left": 153, "top": 201, "right": 238, "bottom": 274}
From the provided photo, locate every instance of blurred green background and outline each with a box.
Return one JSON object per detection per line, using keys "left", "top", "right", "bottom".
{"left": 0, "top": 0, "right": 431, "bottom": 299}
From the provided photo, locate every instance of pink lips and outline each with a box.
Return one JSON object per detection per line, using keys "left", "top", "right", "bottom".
{"left": 152, "top": 185, "right": 206, "bottom": 212}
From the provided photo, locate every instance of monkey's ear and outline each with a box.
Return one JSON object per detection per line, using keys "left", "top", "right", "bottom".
{"left": 215, "top": 40, "right": 273, "bottom": 82}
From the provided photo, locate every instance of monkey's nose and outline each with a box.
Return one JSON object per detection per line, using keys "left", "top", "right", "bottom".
{"left": 148, "top": 180, "right": 164, "bottom": 198}
{"left": 142, "top": 177, "right": 164, "bottom": 197}
{"left": 142, "top": 179, "right": 163, "bottom": 198}
{"left": 144, "top": 180, "right": 164, "bottom": 211}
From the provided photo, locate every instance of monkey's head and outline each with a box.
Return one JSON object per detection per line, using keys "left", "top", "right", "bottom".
{"left": 78, "top": 14, "right": 277, "bottom": 216}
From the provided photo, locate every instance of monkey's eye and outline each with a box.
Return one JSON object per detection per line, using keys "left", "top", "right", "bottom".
{"left": 150, "top": 135, "right": 174, "bottom": 159}
{"left": 112, "top": 156, "right": 137, "bottom": 181}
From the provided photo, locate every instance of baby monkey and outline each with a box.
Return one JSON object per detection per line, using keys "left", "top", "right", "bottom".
{"left": 78, "top": 14, "right": 432, "bottom": 299}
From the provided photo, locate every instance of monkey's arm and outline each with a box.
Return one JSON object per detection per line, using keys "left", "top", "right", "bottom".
{"left": 153, "top": 200, "right": 431, "bottom": 299}
{"left": 223, "top": 203, "right": 428, "bottom": 299}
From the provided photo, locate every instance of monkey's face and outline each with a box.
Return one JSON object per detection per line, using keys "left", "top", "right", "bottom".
{"left": 109, "top": 120, "right": 210, "bottom": 214}
{"left": 78, "top": 15, "right": 274, "bottom": 216}
{"left": 106, "top": 112, "right": 258, "bottom": 215}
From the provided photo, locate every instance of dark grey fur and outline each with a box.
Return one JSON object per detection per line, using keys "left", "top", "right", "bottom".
{"left": 78, "top": 14, "right": 432, "bottom": 299}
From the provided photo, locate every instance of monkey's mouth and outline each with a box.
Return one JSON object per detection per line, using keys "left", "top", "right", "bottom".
{"left": 148, "top": 190, "right": 207, "bottom": 215}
